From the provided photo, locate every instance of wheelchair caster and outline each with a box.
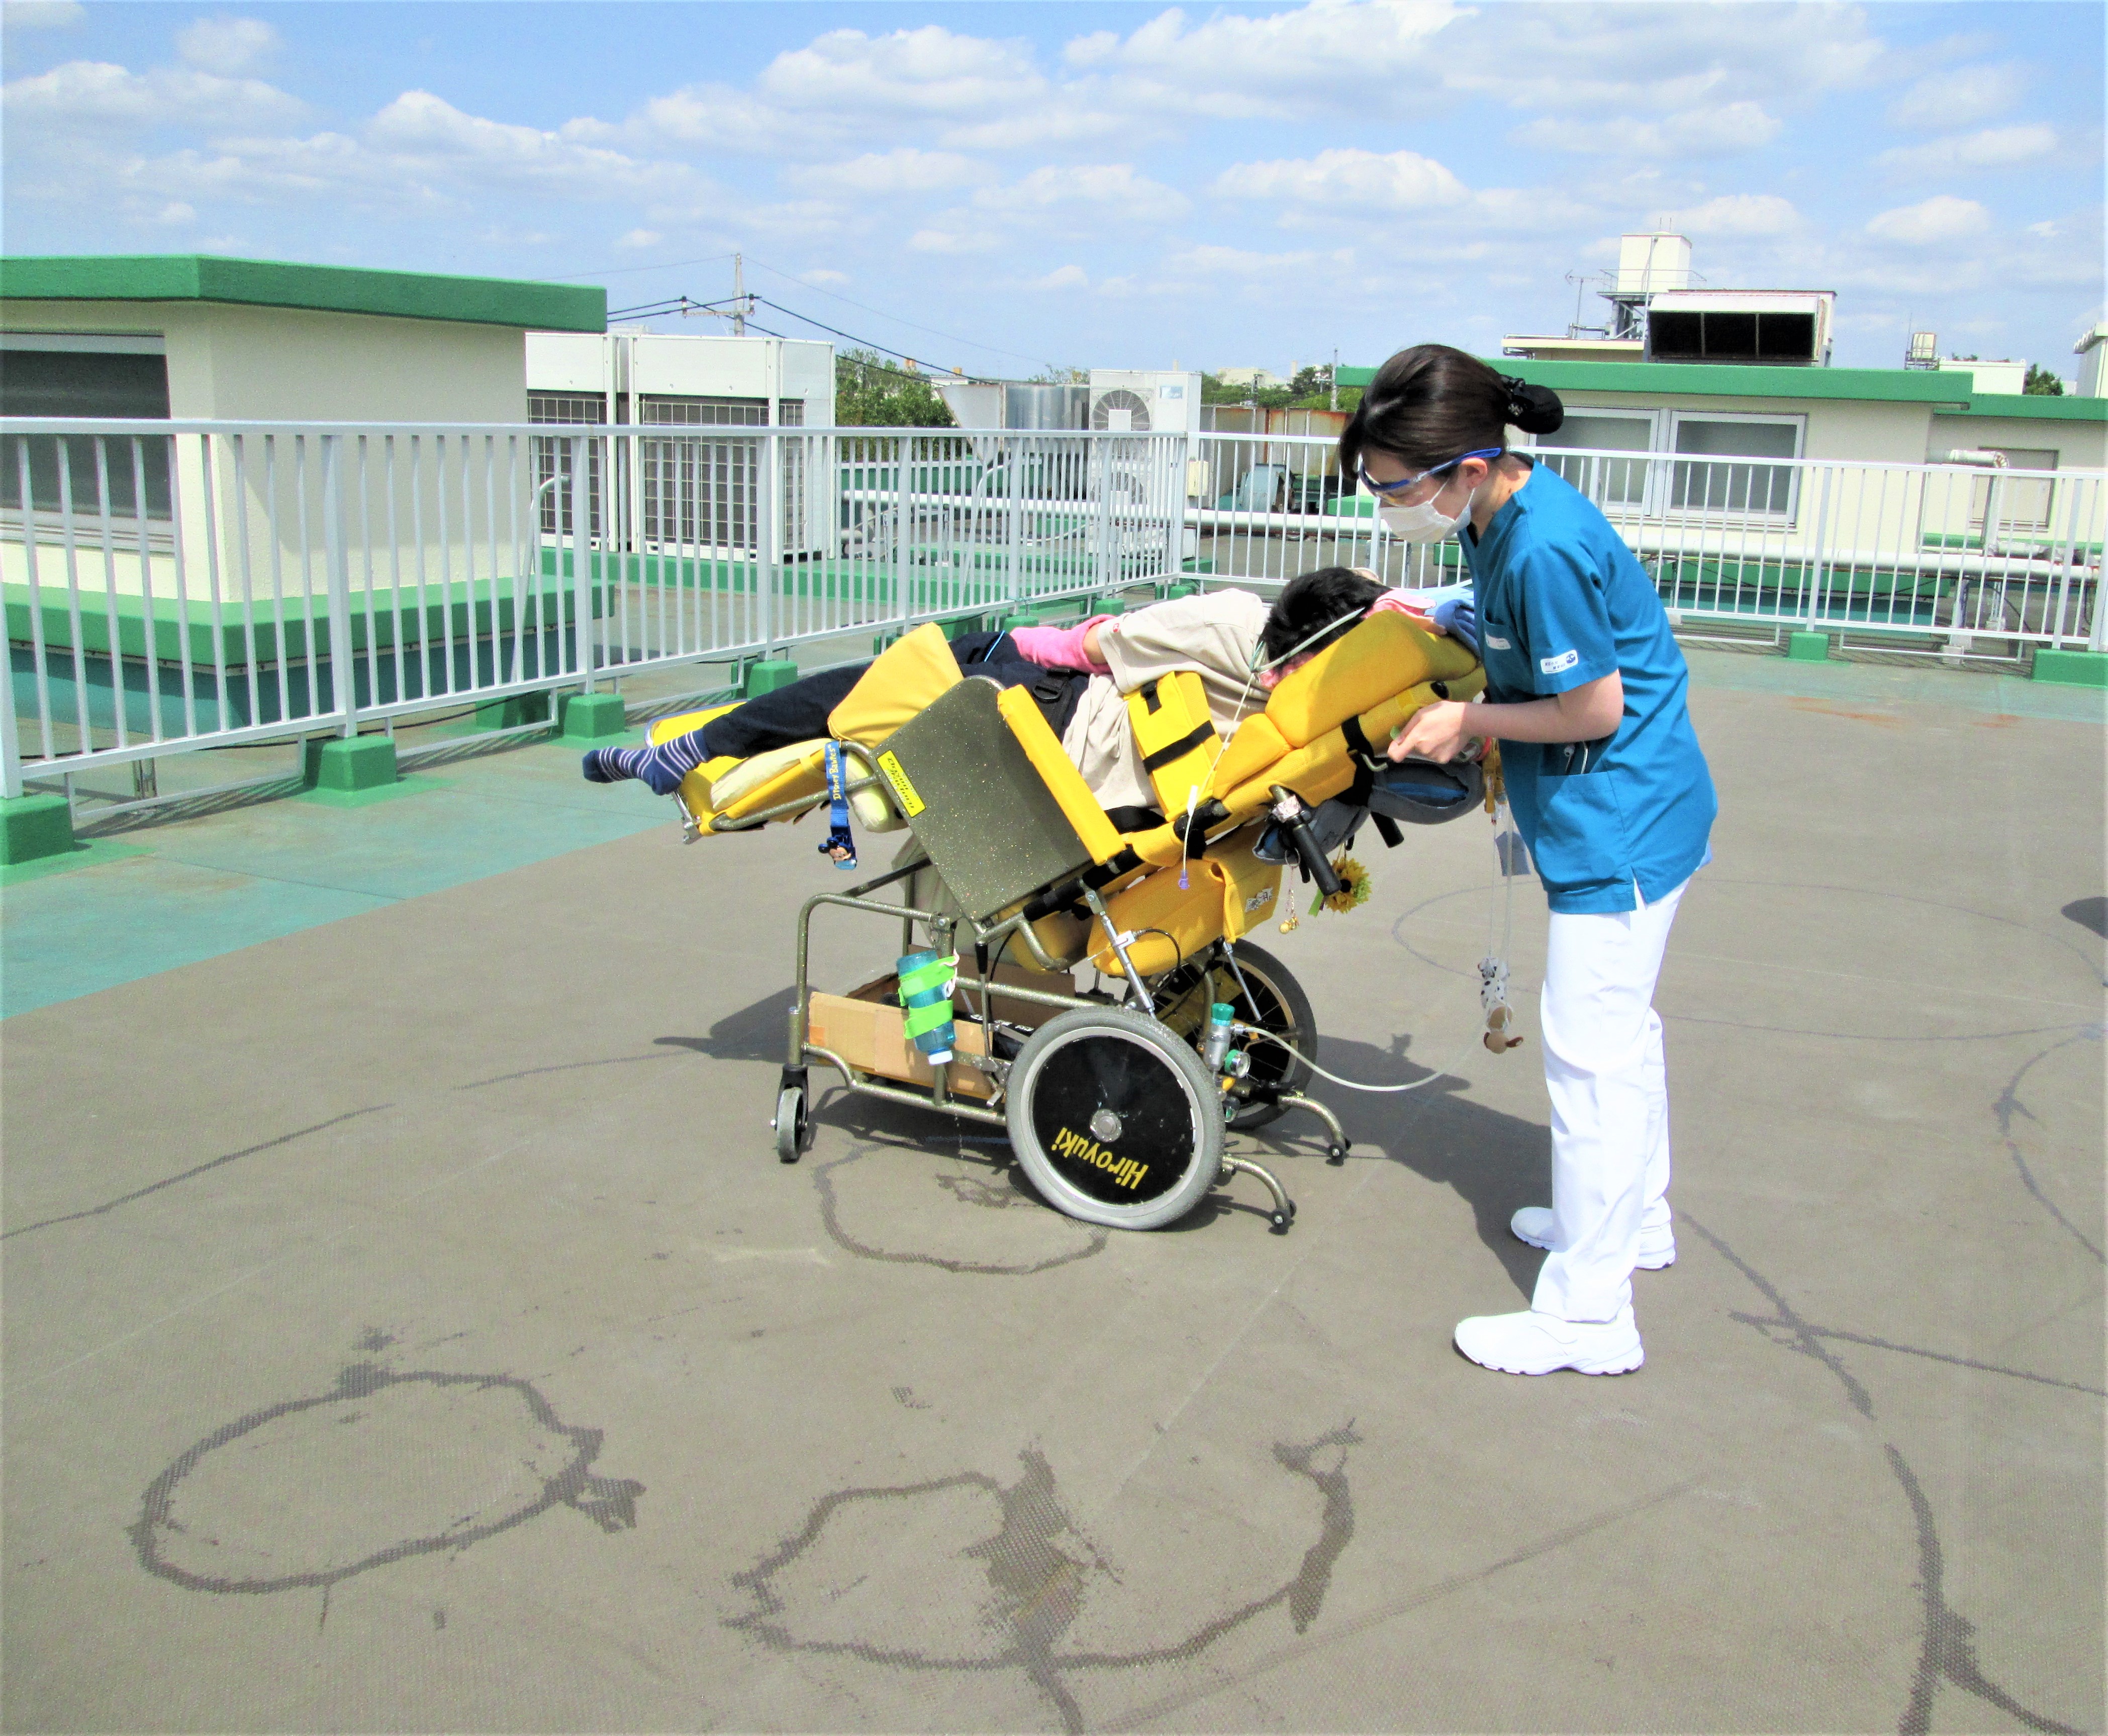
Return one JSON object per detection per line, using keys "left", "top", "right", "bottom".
{"left": 1269, "top": 1200, "right": 1297, "bottom": 1234}
{"left": 774, "top": 1086, "right": 808, "bottom": 1164}
{"left": 1326, "top": 1142, "right": 1349, "bottom": 1165}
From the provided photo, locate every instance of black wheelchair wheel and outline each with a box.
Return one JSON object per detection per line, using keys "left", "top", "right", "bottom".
{"left": 1152, "top": 943, "right": 1315, "bottom": 1130}
{"left": 1006, "top": 1007, "right": 1225, "bottom": 1230}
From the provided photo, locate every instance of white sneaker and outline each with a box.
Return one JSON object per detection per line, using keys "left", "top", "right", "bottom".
{"left": 1510, "top": 1206, "right": 1675, "bottom": 1270}
{"left": 1454, "top": 1306, "right": 1644, "bottom": 1376}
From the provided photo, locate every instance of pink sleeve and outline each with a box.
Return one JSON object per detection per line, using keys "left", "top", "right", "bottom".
{"left": 1369, "top": 592, "right": 1431, "bottom": 625}
{"left": 1009, "top": 614, "right": 1112, "bottom": 673}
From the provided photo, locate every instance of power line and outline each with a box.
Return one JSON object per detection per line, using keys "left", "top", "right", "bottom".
{"left": 738, "top": 253, "right": 1055, "bottom": 371}
{"left": 749, "top": 296, "right": 971, "bottom": 378}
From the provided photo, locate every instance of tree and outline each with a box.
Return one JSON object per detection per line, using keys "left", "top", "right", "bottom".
{"left": 2024, "top": 363, "right": 2065, "bottom": 397}
{"left": 834, "top": 349, "right": 956, "bottom": 426}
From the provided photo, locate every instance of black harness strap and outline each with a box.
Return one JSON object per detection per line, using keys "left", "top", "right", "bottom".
{"left": 1140, "top": 721, "right": 1215, "bottom": 774}
{"left": 1338, "top": 714, "right": 1378, "bottom": 806}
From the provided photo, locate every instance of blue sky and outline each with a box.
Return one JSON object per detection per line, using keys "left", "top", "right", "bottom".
{"left": 3, "top": 1, "right": 2101, "bottom": 379}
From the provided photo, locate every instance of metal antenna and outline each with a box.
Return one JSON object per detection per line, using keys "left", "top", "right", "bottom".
{"left": 732, "top": 254, "right": 747, "bottom": 336}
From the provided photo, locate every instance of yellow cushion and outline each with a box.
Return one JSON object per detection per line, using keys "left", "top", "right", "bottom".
{"left": 649, "top": 704, "right": 744, "bottom": 817}
{"left": 828, "top": 623, "right": 964, "bottom": 747}
{"left": 1265, "top": 612, "right": 1477, "bottom": 748}
{"left": 708, "top": 739, "right": 829, "bottom": 819}
{"left": 1123, "top": 670, "right": 1219, "bottom": 816}
{"left": 1087, "top": 830, "right": 1282, "bottom": 977}
{"left": 994, "top": 685, "right": 1125, "bottom": 867}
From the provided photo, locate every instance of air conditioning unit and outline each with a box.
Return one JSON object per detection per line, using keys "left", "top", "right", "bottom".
{"left": 1087, "top": 370, "right": 1203, "bottom": 437}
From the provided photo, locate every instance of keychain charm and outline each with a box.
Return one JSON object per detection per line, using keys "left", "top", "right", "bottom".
{"left": 1479, "top": 954, "right": 1524, "bottom": 1053}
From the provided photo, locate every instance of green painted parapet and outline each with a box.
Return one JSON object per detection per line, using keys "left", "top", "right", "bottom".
{"left": 558, "top": 691, "right": 630, "bottom": 741}
{"left": 302, "top": 733, "right": 398, "bottom": 793}
{"left": 1786, "top": 631, "right": 1832, "bottom": 662}
{"left": 999, "top": 611, "right": 1041, "bottom": 631}
{"left": 2032, "top": 649, "right": 2108, "bottom": 688}
{"left": 742, "top": 660, "right": 801, "bottom": 698}
{"left": 1157, "top": 581, "right": 1200, "bottom": 601}
{"left": 0, "top": 792, "right": 75, "bottom": 865}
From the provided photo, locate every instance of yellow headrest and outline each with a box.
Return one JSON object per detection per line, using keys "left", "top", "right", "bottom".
{"left": 1264, "top": 612, "right": 1478, "bottom": 748}
{"left": 828, "top": 623, "right": 964, "bottom": 747}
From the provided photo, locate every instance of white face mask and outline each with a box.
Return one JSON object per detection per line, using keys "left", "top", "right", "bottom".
{"left": 1378, "top": 477, "right": 1474, "bottom": 543}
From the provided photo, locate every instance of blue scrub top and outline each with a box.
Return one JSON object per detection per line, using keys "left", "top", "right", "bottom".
{"left": 1460, "top": 460, "right": 1716, "bottom": 914}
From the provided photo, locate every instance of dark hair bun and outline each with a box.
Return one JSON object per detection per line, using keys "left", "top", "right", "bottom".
{"left": 1502, "top": 377, "right": 1564, "bottom": 436}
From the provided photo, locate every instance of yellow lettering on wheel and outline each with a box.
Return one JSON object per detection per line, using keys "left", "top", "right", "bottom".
{"left": 1052, "top": 1127, "right": 1149, "bottom": 1190}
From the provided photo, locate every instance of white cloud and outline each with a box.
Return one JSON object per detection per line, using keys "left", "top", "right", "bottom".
{"left": 616, "top": 228, "right": 662, "bottom": 249}
{"left": 1887, "top": 61, "right": 2025, "bottom": 130}
{"left": 801, "top": 268, "right": 849, "bottom": 285}
{"left": 154, "top": 200, "right": 196, "bottom": 224}
{"left": 787, "top": 148, "right": 986, "bottom": 196}
{"left": 175, "top": 16, "right": 278, "bottom": 76}
{"left": 1213, "top": 147, "right": 1467, "bottom": 211}
{"left": 1866, "top": 195, "right": 1990, "bottom": 246}
{"left": 1030, "top": 264, "right": 1088, "bottom": 291}
{"left": 906, "top": 224, "right": 999, "bottom": 255}
{"left": 974, "top": 163, "right": 1187, "bottom": 222}
{"left": 362, "top": 90, "right": 692, "bottom": 201}
{"left": 1661, "top": 193, "right": 1802, "bottom": 236}
{"left": 1, "top": 0, "right": 84, "bottom": 28}
{"left": 1877, "top": 125, "right": 2056, "bottom": 177}
{"left": 1513, "top": 102, "right": 1780, "bottom": 158}
{"left": 1168, "top": 243, "right": 1335, "bottom": 277}
{"left": 757, "top": 25, "right": 1045, "bottom": 118}
{"left": 1, "top": 57, "right": 308, "bottom": 135}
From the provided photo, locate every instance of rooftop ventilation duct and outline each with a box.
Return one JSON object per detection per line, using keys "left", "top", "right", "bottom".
{"left": 1644, "top": 291, "right": 1835, "bottom": 366}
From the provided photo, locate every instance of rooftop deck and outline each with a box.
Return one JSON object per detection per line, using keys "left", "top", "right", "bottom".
{"left": 3, "top": 649, "right": 2101, "bottom": 1732}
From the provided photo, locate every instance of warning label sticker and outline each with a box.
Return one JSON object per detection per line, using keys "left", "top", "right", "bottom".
{"left": 876, "top": 750, "right": 925, "bottom": 817}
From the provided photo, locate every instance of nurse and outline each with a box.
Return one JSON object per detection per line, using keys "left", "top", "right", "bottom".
{"left": 1342, "top": 344, "right": 1717, "bottom": 1377}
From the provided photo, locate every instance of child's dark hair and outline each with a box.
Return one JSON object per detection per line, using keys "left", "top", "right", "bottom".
{"left": 1261, "top": 566, "right": 1386, "bottom": 667}
{"left": 1338, "top": 344, "right": 1564, "bottom": 477}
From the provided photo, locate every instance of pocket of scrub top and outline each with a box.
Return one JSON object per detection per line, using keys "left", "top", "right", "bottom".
{"left": 1531, "top": 772, "right": 1631, "bottom": 888}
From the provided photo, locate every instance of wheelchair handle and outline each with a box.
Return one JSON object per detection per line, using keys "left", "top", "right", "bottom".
{"left": 1269, "top": 786, "right": 1345, "bottom": 900}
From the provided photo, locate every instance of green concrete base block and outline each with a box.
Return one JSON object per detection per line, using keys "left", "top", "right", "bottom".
{"left": 741, "top": 660, "right": 801, "bottom": 699}
{"left": 1094, "top": 597, "right": 1127, "bottom": 616}
{"left": 559, "top": 691, "right": 631, "bottom": 740}
{"left": 1786, "top": 631, "right": 1833, "bottom": 663}
{"left": 0, "top": 792, "right": 75, "bottom": 865}
{"left": 303, "top": 734, "right": 398, "bottom": 793}
{"left": 943, "top": 615, "right": 987, "bottom": 641}
{"left": 1157, "top": 582, "right": 1200, "bottom": 601}
{"left": 471, "top": 692, "right": 552, "bottom": 731}
{"left": 999, "top": 612, "right": 1041, "bottom": 632}
{"left": 2032, "top": 649, "right": 2108, "bottom": 688}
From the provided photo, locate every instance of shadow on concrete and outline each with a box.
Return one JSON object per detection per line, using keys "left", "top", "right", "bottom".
{"left": 1281, "top": 1032, "right": 1551, "bottom": 1303}
{"left": 656, "top": 987, "right": 800, "bottom": 1065}
{"left": 2063, "top": 896, "right": 2106, "bottom": 939}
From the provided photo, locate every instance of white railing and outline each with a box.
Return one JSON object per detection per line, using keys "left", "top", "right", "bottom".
{"left": 7, "top": 419, "right": 2100, "bottom": 801}
{"left": 1187, "top": 430, "right": 2106, "bottom": 655}
{"left": 0, "top": 420, "right": 1187, "bottom": 797}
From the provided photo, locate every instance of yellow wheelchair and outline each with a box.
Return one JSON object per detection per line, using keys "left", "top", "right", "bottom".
{"left": 652, "top": 609, "right": 1486, "bottom": 1233}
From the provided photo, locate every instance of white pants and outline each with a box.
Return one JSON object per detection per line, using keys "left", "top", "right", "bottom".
{"left": 1531, "top": 876, "right": 1688, "bottom": 1323}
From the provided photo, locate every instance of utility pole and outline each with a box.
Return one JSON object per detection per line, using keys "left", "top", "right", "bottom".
{"left": 1329, "top": 347, "right": 1338, "bottom": 411}
{"left": 732, "top": 253, "right": 747, "bottom": 336}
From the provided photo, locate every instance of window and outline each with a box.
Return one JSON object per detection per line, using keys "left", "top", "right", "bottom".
{"left": 1526, "top": 407, "right": 1804, "bottom": 520}
{"left": 1668, "top": 414, "right": 1802, "bottom": 517}
{"left": 529, "top": 392, "right": 605, "bottom": 540}
{"left": 1, "top": 343, "right": 172, "bottom": 519}
{"left": 1534, "top": 411, "right": 1659, "bottom": 510}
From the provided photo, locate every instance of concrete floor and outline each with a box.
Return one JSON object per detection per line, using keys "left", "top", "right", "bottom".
{"left": 2, "top": 651, "right": 2102, "bottom": 1732}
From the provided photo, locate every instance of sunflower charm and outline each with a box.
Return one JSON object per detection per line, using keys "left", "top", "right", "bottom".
{"left": 1318, "top": 854, "right": 1371, "bottom": 916}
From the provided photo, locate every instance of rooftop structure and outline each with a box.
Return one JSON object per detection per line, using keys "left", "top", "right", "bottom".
{"left": 1, "top": 253, "right": 606, "bottom": 426}
{"left": 1505, "top": 233, "right": 1833, "bottom": 368}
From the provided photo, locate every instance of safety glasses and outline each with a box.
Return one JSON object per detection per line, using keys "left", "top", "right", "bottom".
{"left": 1357, "top": 447, "right": 1505, "bottom": 501}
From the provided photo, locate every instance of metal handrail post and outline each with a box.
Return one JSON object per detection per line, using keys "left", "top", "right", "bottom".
{"left": 570, "top": 433, "right": 594, "bottom": 691}
{"left": 760, "top": 428, "right": 782, "bottom": 655}
{"left": 321, "top": 433, "right": 358, "bottom": 738}
{"left": 1805, "top": 464, "right": 1834, "bottom": 631}
{"left": 0, "top": 600, "right": 21, "bottom": 797}
{"left": 893, "top": 432, "right": 911, "bottom": 635}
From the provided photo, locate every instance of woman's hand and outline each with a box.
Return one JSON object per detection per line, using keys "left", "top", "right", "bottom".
{"left": 1388, "top": 699, "right": 1476, "bottom": 763}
